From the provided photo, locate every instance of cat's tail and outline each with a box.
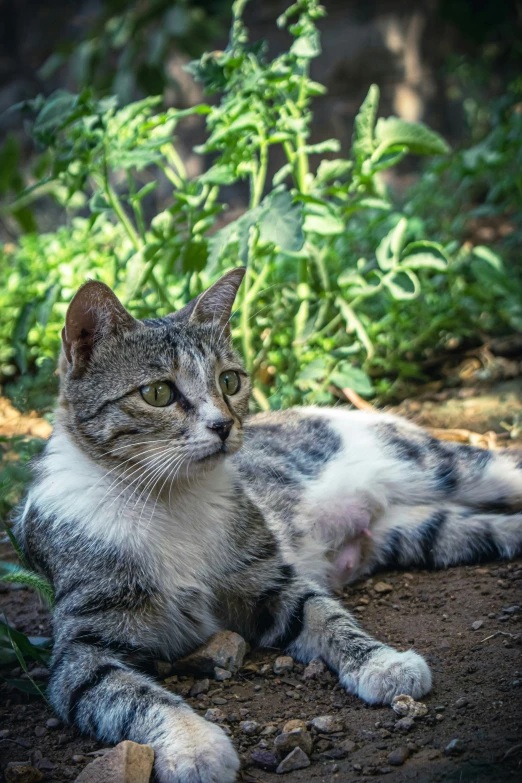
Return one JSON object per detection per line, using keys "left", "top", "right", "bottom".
{"left": 361, "top": 502, "right": 522, "bottom": 577}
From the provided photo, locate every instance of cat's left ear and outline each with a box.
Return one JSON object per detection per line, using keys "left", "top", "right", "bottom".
{"left": 182, "top": 267, "right": 246, "bottom": 333}
{"left": 62, "top": 281, "right": 139, "bottom": 368}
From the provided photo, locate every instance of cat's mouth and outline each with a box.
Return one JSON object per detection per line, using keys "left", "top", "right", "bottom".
{"left": 198, "top": 444, "right": 227, "bottom": 462}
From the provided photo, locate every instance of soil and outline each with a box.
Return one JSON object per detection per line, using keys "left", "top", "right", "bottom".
{"left": 1, "top": 383, "right": 522, "bottom": 782}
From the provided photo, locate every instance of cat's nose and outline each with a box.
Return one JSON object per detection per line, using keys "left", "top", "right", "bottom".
{"left": 207, "top": 418, "right": 234, "bottom": 442}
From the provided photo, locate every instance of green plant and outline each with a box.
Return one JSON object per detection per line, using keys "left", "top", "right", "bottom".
{"left": 2, "top": 0, "right": 520, "bottom": 414}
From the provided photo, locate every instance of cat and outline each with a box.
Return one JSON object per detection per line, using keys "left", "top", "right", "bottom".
{"left": 14, "top": 268, "right": 522, "bottom": 783}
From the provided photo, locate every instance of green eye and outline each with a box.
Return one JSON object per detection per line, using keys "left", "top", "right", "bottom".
{"left": 219, "top": 370, "right": 240, "bottom": 396}
{"left": 140, "top": 382, "right": 173, "bottom": 407}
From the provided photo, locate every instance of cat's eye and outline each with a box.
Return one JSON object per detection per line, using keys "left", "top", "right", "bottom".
{"left": 140, "top": 382, "right": 174, "bottom": 407}
{"left": 219, "top": 370, "right": 240, "bottom": 396}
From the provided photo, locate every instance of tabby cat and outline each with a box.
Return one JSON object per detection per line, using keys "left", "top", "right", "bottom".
{"left": 15, "top": 269, "right": 522, "bottom": 782}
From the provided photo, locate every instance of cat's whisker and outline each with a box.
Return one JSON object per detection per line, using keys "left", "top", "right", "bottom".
{"left": 105, "top": 448, "right": 176, "bottom": 515}
{"left": 143, "top": 451, "right": 187, "bottom": 533}
{"left": 139, "top": 451, "right": 185, "bottom": 534}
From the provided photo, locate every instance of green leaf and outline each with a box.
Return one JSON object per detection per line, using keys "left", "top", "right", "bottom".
{"left": 207, "top": 222, "right": 238, "bottom": 270}
{"left": 374, "top": 117, "right": 450, "bottom": 156}
{"left": 335, "top": 297, "right": 374, "bottom": 358}
{"left": 330, "top": 364, "right": 374, "bottom": 396}
{"left": 181, "top": 240, "right": 208, "bottom": 273}
{"left": 198, "top": 164, "right": 237, "bottom": 185}
{"left": 272, "top": 163, "right": 293, "bottom": 187}
{"left": 401, "top": 254, "right": 447, "bottom": 271}
{"left": 351, "top": 84, "right": 379, "bottom": 163}
{"left": 376, "top": 217, "right": 408, "bottom": 271}
{"left": 304, "top": 213, "right": 344, "bottom": 236}
{"left": 297, "top": 358, "right": 329, "bottom": 382}
{"left": 383, "top": 269, "right": 420, "bottom": 300}
{"left": 258, "top": 190, "right": 304, "bottom": 253}
{"left": 290, "top": 32, "right": 321, "bottom": 59}
{"left": 315, "top": 159, "right": 352, "bottom": 184}
{"left": 472, "top": 245, "right": 504, "bottom": 272}
{"left": 301, "top": 139, "right": 341, "bottom": 155}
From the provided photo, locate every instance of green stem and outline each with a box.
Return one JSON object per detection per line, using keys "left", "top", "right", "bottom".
{"left": 163, "top": 143, "right": 187, "bottom": 181}
{"left": 126, "top": 173, "right": 146, "bottom": 242}
{"left": 250, "top": 128, "right": 268, "bottom": 209}
{"left": 240, "top": 265, "right": 254, "bottom": 370}
{"left": 0, "top": 180, "right": 60, "bottom": 216}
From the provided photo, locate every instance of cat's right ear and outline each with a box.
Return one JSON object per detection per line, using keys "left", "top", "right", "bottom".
{"left": 62, "top": 281, "right": 138, "bottom": 369}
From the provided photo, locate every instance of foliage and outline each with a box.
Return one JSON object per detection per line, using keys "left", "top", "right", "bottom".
{"left": 40, "top": 0, "right": 231, "bottom": 104}
{"left": 1, "top": 0, "right": 521, "bottom": 416}
{"left": 0, "top": 436, "right": 46, "bottom": 519}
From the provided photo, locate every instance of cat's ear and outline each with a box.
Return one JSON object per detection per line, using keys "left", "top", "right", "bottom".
{"left": 62, "top": 281, "right": 138, "bottom": 368}
{"left": 184, "top": 267, "right": 246, "bottom": 333}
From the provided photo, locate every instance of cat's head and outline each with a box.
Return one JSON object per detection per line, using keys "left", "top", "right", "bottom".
{"left": 58, "top": 268, "right": 251, "bottom": 484}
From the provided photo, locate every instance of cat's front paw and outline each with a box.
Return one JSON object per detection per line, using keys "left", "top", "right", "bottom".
{"left": 347, "top": 647, "right": 432, "bottom": 705}
{"left": 155, "top": 713, "right": 239, "bottom": 783}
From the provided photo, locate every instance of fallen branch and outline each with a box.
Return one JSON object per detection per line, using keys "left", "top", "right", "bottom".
{"left": 480, "top": 631, "right": 516, "bottom": 643}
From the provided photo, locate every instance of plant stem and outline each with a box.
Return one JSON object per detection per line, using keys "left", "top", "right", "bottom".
{"left": 0, "top": 180, "right": 59, "bottom": 216}
{"left": 240, "top": 264, "right": 254, "bottom": 370}
{"left": 250, "top": 128, "right": 268, "bottom": 209}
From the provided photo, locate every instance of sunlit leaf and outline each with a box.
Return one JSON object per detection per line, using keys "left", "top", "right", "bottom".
{"left": 374, "top": 117, "right": 450, "bottom": 156}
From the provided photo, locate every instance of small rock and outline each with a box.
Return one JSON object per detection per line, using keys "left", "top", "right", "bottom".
{"left": 394, "top": 717, "right": 414, "bottom": 733}
{"left": 250, "top": 750, "right": 279, "bottom": 771}
{"left": 319, "top": 739, "right": 356, "bottom": 760}
{"left": 212, "top": 696, "right": 227, "bottom": 705}
{"left": 26, "top": 667, "right": 49, "bottom": 681}
{"left": 153, "top": 660, "right": 173, "bottom": 678}
{"left": 261, "top": 725, "right": 278, "bottom": 736}
{"left": 455, "top": 697, "right": 468, "bottom": 709}
{"left": 240, "top": 721, "right": 260, "bottom": 736}
{"left": 445, "top": 738, "right": 466, "bottom": 755}
{"left": 214, "top": 667, "right": 232, "bottom": 681}
{"left": 56, "top": 734, "right": 68, "bottom": 746}
{"left": 374, "top": 581, "right": 394, "bottom": 594}
{"left": 75, "top": 741, "right": 154, "bottom": 783}
{"left": 388, "top": 747, "right": 410, "bottom": 766}
{"left": 259, "top": 663, "right": 272, "bottom": 675}
{"left": 503, "top": 605, "right": 520, "bottom": 614}
{"left": 204, "top": 708, "right": 226, "bottom": 723}
{"left": 0, "top": 729, "right": 10, "bottom": 738}
{"left": 273, "top": 656, "right": 294, "bottom": 675}
{"left": 34, "top": 727, "right": 47, "bottom": 738}
{"left": 274, "top": 728, "right": 313, "bottom": 758}
{"left": 302, "top": 658, "right": 326, "bottom": 681}
{"left": 311, "top": 715, "right": 344, "bottom": 734}
{"left": 275, "top": 747, "right": 311, "bottom": 774}
{"left": 36, "top": 759, "right": 55, "bottom": 771}
{"left": 471, "top": 620, "right": 484, "bottom": 631}
{"left": 189, "top": 678, "right": 210, "bottom": 697}
{"left": 173, "top": 630, "right": 247, "bottom": 675}
{"left": 45, "top": 718, "right": 61, "bottom": 729}
{"left": 5, "top": 765, "right": 43, "bottom": 783}
{"left": 282, "top": 719, "right": 307, "bottom": 734}
{"left": 391, "top": 694, "right": 428, "bottom": 718}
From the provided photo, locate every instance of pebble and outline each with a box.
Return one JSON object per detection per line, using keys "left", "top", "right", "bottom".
{"left": 320, "top": 739, "right": 356, "bottom": 759}
{"left": 240, "top": 720, "right": 260, "bottom": 736}
{"left": 471, "top": 620, "right": 484, "bottom": 631}
{"left": 212, "top": 696, "right": 227, "bottom": 705}
{"left": 214, "top": 667, "right": 232, "bottom": 681}
{"left": 445, "top": 738, "right": 466, "bottom": 755}
{"left": 153, "top": 660, "right": 173, "bottom": 678}
{"left": 174, "top": 630, "right": 247, "bottom": 675}
{"left": 388, "top": 746, "right": 410, "bottom": 766}
{"left": 302, "top": 658, "right": 326, "bottom": 680}
{"left": 275, "top": 747, "right": 311, "bottom": 774}
{"left": 273, "top": 656, "right": 294, "bottom": 675}
{"left": 282, "top": 719, "right": 307, "bottom": 734}
{"left": 455, "top": 697, "right": 468, "bottom": 709}
{"left": 189, "top": 678, "right": 210, "bottom": 697}
{"left": 311, "top": 715, "right": 344, "bottom": 734}
{"left": 394, "top": 717, "right": 414, "bottom": 733}
{"left": 75, "top": 741, "right": 154, "bottom": 783}
{"left": 22, "top": 667, "right": 49, "bottom": 681}
{"left": 34, "top": 726, "right": 47, "bottom": 738}
{"left": 4, "top": 765, "right": 43, "bottom": 783}
{"left": 0, "top": 728, "right": 10, "bottom": 738}
{"left": 374, "top": 581, "right": 394, "bottom": 594}
{"left": 250, "top": 750, "right": 279, "bottom": 771}
{"left": 204, "top": 708, "right": 226, "bottom": 723}
{"left": 391, "top": 694, "right": 428, "bottom": 718}
{"left": 503, "top": 605, "right": 520, "bottom": 614}
{"left": 45, "top": 718, "right": 61, "bottom": 729}
{"left": 260, "top": 725, "right": 278, "bottom": 736}
{"left": 274, "top": 728, "right": 313, "bottom": 758}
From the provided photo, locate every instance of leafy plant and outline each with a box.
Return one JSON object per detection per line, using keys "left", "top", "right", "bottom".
{"left": 1, "top": 0, "right": 520, "bottom": 414}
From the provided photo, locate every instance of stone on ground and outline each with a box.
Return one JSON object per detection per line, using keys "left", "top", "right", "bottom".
{"left": 75, "top": 741, "right": 154, "bottom": 783}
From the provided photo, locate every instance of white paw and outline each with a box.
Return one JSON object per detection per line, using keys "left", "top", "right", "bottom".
{"left": 346, "top": 647, "right": 432, "bottom": 705}
{"left": 155, "top": 712, "right": 239, "bottom": 783}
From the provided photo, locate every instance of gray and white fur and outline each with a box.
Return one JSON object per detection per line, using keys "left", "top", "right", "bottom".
{"left": 14, "top": 270, "right": 522, "bottom": 782}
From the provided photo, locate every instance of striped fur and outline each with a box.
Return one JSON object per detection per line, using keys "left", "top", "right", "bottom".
{"left": 14, "top": 273, "right": 522, "bottom": 783}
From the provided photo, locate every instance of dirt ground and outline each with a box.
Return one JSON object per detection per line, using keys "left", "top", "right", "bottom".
{"left": 1, "top": 381, "right": 522, "bottom": 782}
